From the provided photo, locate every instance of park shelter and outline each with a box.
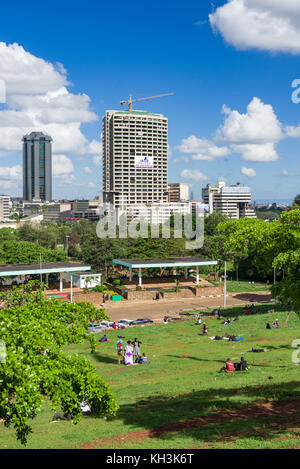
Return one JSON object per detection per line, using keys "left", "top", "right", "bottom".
{"left": 0, "top": 262, "right": 91, "bottom": 292}
{"left": 112, "top": 257, "right": 218, "bottom": 287}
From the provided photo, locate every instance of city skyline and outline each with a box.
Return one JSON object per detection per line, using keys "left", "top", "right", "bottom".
{"left": 0, "top": 1, "right": 300, "bottom": 201}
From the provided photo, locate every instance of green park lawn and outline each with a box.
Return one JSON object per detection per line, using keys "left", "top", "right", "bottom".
{"left": 214, "top": 280, "right": 270, "bottom": 293}
{"left": 1, "top": 303, "right": 300, "bottom": 449}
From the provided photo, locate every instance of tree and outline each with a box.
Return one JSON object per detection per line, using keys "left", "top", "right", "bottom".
{"left": 204, "top": 212, "right": 229, "bottom": 236}
{"left": 0, "top": 240, "right": 67, "bottom": 265}
{"left": 218, "top": 210, "right": 300, "bottom": 312}
{"left": 292, "top": 194, "right": 300, "bottom": 208}
{"left": 0, "top": 282, "right": 117, "bottom": 444}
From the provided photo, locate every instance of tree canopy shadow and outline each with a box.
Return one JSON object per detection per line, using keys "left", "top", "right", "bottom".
{"left": 108, "top": 380, "right": 300, "bottom": 445}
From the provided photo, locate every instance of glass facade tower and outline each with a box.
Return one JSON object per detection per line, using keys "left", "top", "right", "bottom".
{"left": 23, "top": 132, "right": 52, "bottom": 202}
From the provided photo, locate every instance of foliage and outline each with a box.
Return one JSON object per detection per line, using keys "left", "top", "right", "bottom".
{"left": 0, "top": 240, "right": 67, "bottom": 265}
{"left": 217, "top": 210, "right": 300, "bottom": 312}
{"left": 1, "top": 308, "right": 299, "bottom": 449}
{"left": 0, "top": 282, "right": 117, "bottom": 444}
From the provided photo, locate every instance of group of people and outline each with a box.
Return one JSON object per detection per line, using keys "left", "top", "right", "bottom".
{"left": 102, "top": 293, "right": 112, "bottom": 303}
{"left": 266, "top": 319, "right": 279, "bottom": 329}
{"left": 116, "top": 338, "right": 148, "bottom": 365}
{"left": 219, "top": 357, "right": 248, "bottom": 373}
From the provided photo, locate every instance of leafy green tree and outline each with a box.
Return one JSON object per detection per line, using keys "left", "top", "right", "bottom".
{"left": 0, "top": 282, "right": 117, "bottom": 444}
{"left": 292, "top": 194, "right": 300, "bottom": 208}
{"left": 204, "top": 211, "right": 229, "bottom": 236}
{"left": 218, "top": 210, "right": 300, "bottom": 312}
{"left": 0, "top": 240, "right": 67, "bottom": 264}
{"left": 0, "top": 227, "right": 17, "bottom": 241}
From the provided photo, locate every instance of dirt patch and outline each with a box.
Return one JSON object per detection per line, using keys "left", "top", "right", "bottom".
{"left": 80, "top": 400, "right": 300, "bottom": 449}
{"left": 256, "top": 339, "right": 277, "bottom": 343}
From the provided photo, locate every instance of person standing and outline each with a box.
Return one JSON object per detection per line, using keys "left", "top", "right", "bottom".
{"left": 124, "top": 341, "right": 134, "bottom": 365}
{"left": 133, "top": 338, "right": 141, "bottom": 361}
{"left": 202, "top": 323, "right": 208, "bottom": 335}
{"left": 116, "top": 340, "right": 124, "bottom": 365}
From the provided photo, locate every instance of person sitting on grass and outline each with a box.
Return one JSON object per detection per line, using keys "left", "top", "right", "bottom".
{"left": 99, "top": 335, "right": 108, "bottom": 343}
{"left": 218, "top": 358, "right": 235, "bottom": 373}
{"left": 136, "top": 353, "right": 149, "bottom": 364}
{"left": 266, "top": 322, "right": 271, "bottom": 329}
{"left": 234, "top": 357, "right": 248, "bottom": 371}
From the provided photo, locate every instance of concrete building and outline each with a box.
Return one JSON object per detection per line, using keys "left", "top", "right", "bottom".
{"left": 190, "top": 201, "right": 209, "bottom": 216}
{"left": 115, "top": 201, "right": 206, "bottom": 225}
{"left": 23, "top": 131, "right": 52, "bottom": 202}
{"left": 43, "top": 203, "right": 72, "bottom": 223}
{"left": 168, "top": 183, "right": 189, "bottom": 202}
{"left": 202, "top": 181, "right": 256, "bottom": 219}
{"left": 102, "top": 109, "right": 168, "bottom": 208}
{"left": 0, "top": 196, "right": 10, "bottom": 221}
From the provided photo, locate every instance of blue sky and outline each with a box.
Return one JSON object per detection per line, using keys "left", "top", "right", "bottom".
{"left": 0, "top": 0, "right": 300, "bottom": 201}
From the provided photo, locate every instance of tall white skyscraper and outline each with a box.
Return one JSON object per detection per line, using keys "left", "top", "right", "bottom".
{"left": 102, "top": 109, "right": 168, "bottom": 207}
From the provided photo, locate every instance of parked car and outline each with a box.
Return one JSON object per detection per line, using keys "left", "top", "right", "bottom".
{"left": 87, "top": 325, "right": 105, "bottom": 334}
{"left": 118, "top": 319, "right": 134, "bottom": 327}
{"left": 132, "top": 318, "right": 154, "bottom": 325}
{"left": 100, "top": 320, "right": 114, "bottom": 328}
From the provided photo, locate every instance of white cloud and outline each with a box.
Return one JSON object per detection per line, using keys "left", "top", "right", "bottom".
{"left": 0, "top": 164, "right": 22, "bottom": 189}
{"left": 209, "top": 0, "right": 300, "bottom": 55}
{"left": 0, "top": 42, "right": 100, "bottom": 156}
{"left": 53, "top": 154, "right": 75, "bottom": 184}
{"left": 280, "top": 169, "right": 288, "bottom": 176}
{"left": 87, "top": 182, "right": 96, "bottom": 188}
{"left": 177, "top": 97, "right": 284, "bottom": 164}
{"left": 93, "top": 155, "right": 101, "bottom": 167}
{"left": 241, "top": 166, "right": 256, "bottom": 177}
{"left": 83, "top": 166, "right": 92, "bottom": 174}
{"left": 180, "top": 169, "right": 208, "bottom": 181}
{"left": 176, "top": 136, "right": 230, "bottom": 161}
{"left": 219, "top": 97, "right": 282, "bottom": 162}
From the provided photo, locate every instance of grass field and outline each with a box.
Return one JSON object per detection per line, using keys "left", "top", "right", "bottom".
{"left": 215, "top": 280, "right": 270, "bottom": 293}
{"left": 1, "top": 303, "right": 300, "bottom": 449}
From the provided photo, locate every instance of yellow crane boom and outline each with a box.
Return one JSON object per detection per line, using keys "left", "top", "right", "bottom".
{"left": 120, "top": 93, "right": 174, "bottom": 111}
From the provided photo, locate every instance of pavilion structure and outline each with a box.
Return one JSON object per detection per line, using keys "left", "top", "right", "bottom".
{"left": 112, "top": 257, "right": 218, "bottom": 288}
{"left": 0, "top": 262, "right": 92, "bottom": 292}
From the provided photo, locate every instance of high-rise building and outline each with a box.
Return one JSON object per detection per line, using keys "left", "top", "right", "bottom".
{"left": 202, "top": 181, "right": 256, "bottom": 219}
{"left": 0, "top": 196, "right": 10, "bottom": 221}
{"left": 23, "top": 131, "right": 52, "bottom": 202}
{"left": 168, "top": 183, "right": 189, "bottom": 202}
{"left": 102, "top": 109, "right": 168, "bottom": 207}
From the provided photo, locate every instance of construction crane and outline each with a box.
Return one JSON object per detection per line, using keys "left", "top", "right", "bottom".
{"left": 120, "top": 93, "right": 174, "bottom": 111}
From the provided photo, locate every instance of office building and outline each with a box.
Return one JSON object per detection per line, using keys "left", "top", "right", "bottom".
{"left": 23, "top": 131, "right": 52, "bottom": 202}
{"left": 102, "top": 109, "right": 168, "bottom": 208}
{"left": 202, "top": 181, "right": 256, "bottom": 219}
{"left": 168, "top": 183, "right": 189, "bottom": 202}
{"left": 43, "top": 203, "right": 72, "bottom": 223}
{"left": 115, "top": 201, "right": 206, "bottom": 225}
{"left": 0, "top": 196, "right": 10, "bottom": 221}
